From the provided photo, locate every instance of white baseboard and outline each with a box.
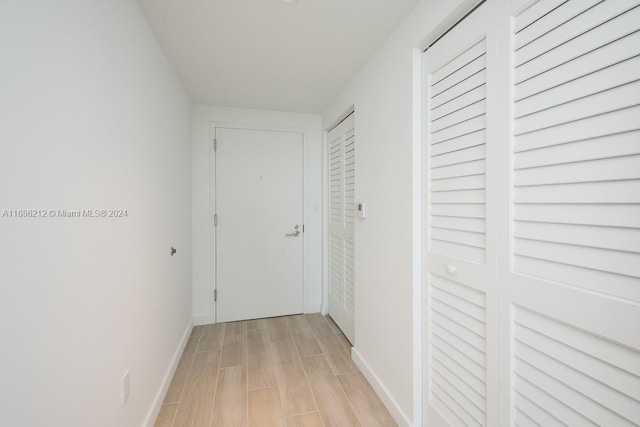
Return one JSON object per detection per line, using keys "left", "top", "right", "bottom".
{"left": 193, "top": 313, "right": 212, "bottom": 326}
{"left": 351, "top": 347, "right": 412, "bottom": 427}
{"left": 305, "top": 303, "right": 322, "bottom": 314}
{"left": 321, "top": 304, "right": 328, "bottom": 316}
{"left": 142, "top": 319, "right": 193, "bottom": 427}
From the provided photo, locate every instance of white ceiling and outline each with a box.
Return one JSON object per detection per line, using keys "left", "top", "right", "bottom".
{"left": 136, "top": 0, "right": 419, "bottom": 113}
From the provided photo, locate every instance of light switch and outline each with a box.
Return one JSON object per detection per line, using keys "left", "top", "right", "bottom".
{"left": 357, "top": 202, "right": 367, "bottom": 219}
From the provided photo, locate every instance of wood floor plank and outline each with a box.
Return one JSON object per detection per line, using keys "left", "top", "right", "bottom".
{"left": 287, "top": 315, "right": 314, "bottom": 335}
{"left": 291, "top": 331, "right": 323, "bottom": 358}
{"left": 304, "top": 313, "right": 325, "bottom": 323}
{"left": 172, "top": 350, "right": 221, "bottom": 427}
{"left": 154, "top": 403, "right": 178, "bottom": 427}
{"left": 247, "top": 328, "right": 277, "bottom": 390}
{"left": 221, "top": 321, "right": 247, "bottom": 368}
{"left": 309, "top": 322, "right": 357, "bottom": 375}
{"left": 164, "top": 335, "right": 200, "bottom": 403}
{"left": 338, "top": 372, "right": 397, "bottom": 427}
{"left": 307, "top": 318, "right": 334, "bottom": 337}
{"left": 248, "top": 386, "right": 286, "bottom": 427}
{"left": 272, "top": 339, "right": 317, "bottom": 416}
{"left": 211, "top": 366, "right": 248, "bottom": 427}
{"left": 301, "top": 355, "right": 359, "bottom": 427}
{"left": 197, "top": 323, "right": 224, "bottom": 352}
{"left": 268, "top": 317, "right": 292, "bottom": 342}
{"left": 247, "top": 318, "right": 269, "bottom": 330}
{"left": 285, "top": 412, "right": 324, "bottom": 427}
{"left": 287, "top": 316, "right": 322, "bottom": 357}
{"left": 191, "top": 325, "right": 205, "bottom": 337}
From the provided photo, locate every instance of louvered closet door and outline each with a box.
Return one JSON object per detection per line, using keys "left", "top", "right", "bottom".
{"left": 328, "top": 113, "right": 355, "bottom": 343}
{"left": 422, "top": 3, "right": 498, "bottom": 425}
{"left": 502, "top": 0, "right": 640, "bottom": 424}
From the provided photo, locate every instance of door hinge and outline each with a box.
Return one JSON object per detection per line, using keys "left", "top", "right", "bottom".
{"left": 303, "top": 224, "right": 305, "bottom": 233}
{"left": 213, "top": 138, "right": 217, "bottom": 152}
{"left": 214, "top": 213, "right": 217, "bottom": 226}
{"left": 214, "top": 289, "right": 217, "bottom": 302}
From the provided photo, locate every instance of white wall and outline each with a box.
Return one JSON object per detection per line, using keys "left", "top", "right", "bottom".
{"left": 192, "top": 105, "right": 323, "bottom": 324}
{"left": 0, "top": 1, "right": 192, "bottom": 426}
{"left": 322, "top": 0, "right": 466, "bottom": 425}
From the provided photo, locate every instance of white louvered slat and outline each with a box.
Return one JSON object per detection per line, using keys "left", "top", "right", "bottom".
{"left": 514, "top": 105, "right": 640, "bottom": 152}
{"left": 514, "top": 0, "right": 566, "bottom": 34}
{"left": 432, "top": 86, "right": 486, "bottom": 121}
{"left": 431, "top": 203, "right": 485, "bottom": 219}
{"left": 430, "top": 130, "right": 485, "bottom": 156}
{"left": 431, "top": 228, "right": 485, "bottom": 250}
{"left": 432, "top": 70, "right": 486, "bottom": 110}
{"left": 513, "top": 131, "right": 640, "bottom": 169}
{"left": 515, "top": 378, "right": 595, "bottom": 427}
{"left": 514, "top": 180, "right": 640, "bottom": 204}
{"left": 515, "top": 55, "right": 640, "bottom": 118}
{"left": 515, "top": 30, "right": 640, "bottom": 101}
{"left": 514, "top": 0, "right": 640, "bottom": 70}
{"left": 432, "top": 39, "right": 486, "bottom": 85}
{"left": 431, "top": 189, "right": 486, "bottom": 204}
{"left": 431, "top": 100, "right": 485, "bottom": 133}
{"left": 513, "top": 256, "right": 640, "bottom": 302}
{"left": 515, "top": 80, "right": 640, "bottom": 136}
{"left": 514, "top": 308, "right": 640, "bottom": 427}
{"left": 432, "top": 143, "right": 485, "bottom": 168}
{"left": 430, "top": 215, "right": 485, "bottom": 234}
{"left": 516, "top": 325, "right": 640, "bottom": 402}
{"left": 514, "top": 204, "right": 640, "bottom": 228}
{"left": 431, "top": 159, "right": 485, "bottom": 180}
{"left": 514, "top": 221, "right": 640, "bottom": 253}
{"left": 514, "top": 0, "right": 600, "bottom": 50}
{"left": 431, "top": 115, "right": 486, "bottom": 145}
{"left": 514, "top": 239, "right": 640, "bottom": 278}
{"left": 514, "top": 155, "right": 640, "bottom": 187}
{"left": 432, "top": 55, "right": 486, "bottom": 99}
{"left": 430, "top": 273, "right": 487, "bottom": 426}
{"left": 431, "top": 175, "right": 485, "bottom": 193}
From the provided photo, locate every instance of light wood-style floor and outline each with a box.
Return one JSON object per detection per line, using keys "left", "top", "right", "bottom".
{"left": 155, "top": 313, "right": 396, "bottom": 427}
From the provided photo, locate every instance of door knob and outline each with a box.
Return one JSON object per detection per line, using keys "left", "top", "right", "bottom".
{"left": 286, "top": 230, "right": 300, "bottom": 237}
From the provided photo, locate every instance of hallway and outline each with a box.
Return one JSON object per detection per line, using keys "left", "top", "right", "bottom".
{"left": 155, "top": 314, "right": 396, "bottom": 426}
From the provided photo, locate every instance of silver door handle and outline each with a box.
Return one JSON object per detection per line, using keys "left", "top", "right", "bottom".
{"left": 286, "top": 230, "right": 300, "bottom": 237}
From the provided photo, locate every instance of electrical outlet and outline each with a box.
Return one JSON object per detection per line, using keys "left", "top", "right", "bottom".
{"left": 121, "top": 371, "right": 130, "bottom": 407}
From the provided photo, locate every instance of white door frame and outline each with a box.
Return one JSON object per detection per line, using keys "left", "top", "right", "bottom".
{"left": 209, "top": 121, "right": 307, "bottom": 324}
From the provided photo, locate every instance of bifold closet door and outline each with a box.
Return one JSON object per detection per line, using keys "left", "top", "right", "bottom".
{"left": 422, "top": 3, "right": 499, "bottom": 425}
{"left": 423, "top": 0, "right": 640, "bottom": 425}
{"left": 328, "top": 113, "right": 355, "bottom": 344}
{"left": 503, "top": 0, "right": 640, "bottom": 424}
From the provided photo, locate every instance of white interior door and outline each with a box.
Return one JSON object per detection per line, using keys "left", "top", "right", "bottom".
{"left": 215, "top": 127, "right": 304, "bottom": 323}
{"left": 503, "top": 1, "right": 640, "bottom": 424}
{"left": 328, "top": 113, "right": 355, "bottom": 343}
{"left": 422, "top": 3, "right": 497, "bottom": 425}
